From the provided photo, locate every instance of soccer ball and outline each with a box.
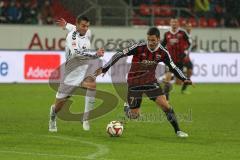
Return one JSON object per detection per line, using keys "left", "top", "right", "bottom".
{"left": 106, "top": 121, "right": 124, "bottom": 137}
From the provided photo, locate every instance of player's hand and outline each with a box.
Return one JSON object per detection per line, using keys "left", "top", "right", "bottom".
{"left": 96, "top": 48, "right": 104, "bottom": 57}
{"left": 56, "top": 18, "right": 67, "bottom": 28}
{"left": 94, "top": 67, "right": 103, "bottom": 77}
{"left": 183, "top": 79, "right": 193, "bottom": 85}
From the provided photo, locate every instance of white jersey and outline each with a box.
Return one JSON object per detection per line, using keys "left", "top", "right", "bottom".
{"left": 56, "top": 23, "right": 100, "bottom": 99}
{"left": 64, "top": 23, "right": 97, "bottom": 61}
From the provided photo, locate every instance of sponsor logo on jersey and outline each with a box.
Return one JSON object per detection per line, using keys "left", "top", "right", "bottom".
{"left": 177, "top": 33, "right": 182, "bottom": 38}
{"left": 72, "top": 41, "right": 76, "bottom": 47}
{"left": 24, "top": 54, "right": 60, "bottom": 80}
{"left": 141, "top": 60, "right": 156, "bottom": 65}
{"left": 170, "top": 38, "right": 178, "bottom": 45}
{"left": 72, "top": 31, "right": 77, "bottom": 40}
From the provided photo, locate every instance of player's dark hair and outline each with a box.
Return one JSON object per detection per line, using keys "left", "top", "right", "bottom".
{"left": 147, "top": 27, "right": 160, "bottom": 38}
{"left": 76, "top": 15, "right": 89, "bottom": 23}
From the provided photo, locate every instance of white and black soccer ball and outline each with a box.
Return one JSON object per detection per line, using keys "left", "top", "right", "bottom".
{"left": 106, "top": 121, "right": 124, "bottom": 137}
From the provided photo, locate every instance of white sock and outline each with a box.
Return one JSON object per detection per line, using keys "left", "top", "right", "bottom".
{"left": 50, "top": 105, "right": 56, "bottom": 121}
{"left": 83, "top": 89, "right": 96, "bottom": 121}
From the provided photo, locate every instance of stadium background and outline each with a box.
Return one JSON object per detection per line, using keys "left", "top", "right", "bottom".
{"left": 0, "top": 0, "right": 240, "bottom": 160}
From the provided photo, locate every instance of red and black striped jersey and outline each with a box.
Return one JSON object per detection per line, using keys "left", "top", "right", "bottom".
{"left": 102, "top": 41, "right": 187, "bottom": 87}
{"left": 162, "top": 29, "right": 190, "bottom": 64}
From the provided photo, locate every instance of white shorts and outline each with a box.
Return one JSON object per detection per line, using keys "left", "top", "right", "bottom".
{"left": 56, "top": 57, "right": 102, "bottom": 99}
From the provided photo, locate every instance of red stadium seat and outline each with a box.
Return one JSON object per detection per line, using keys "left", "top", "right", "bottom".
{"left": 132, "top": 16, "right": 148, "bottom": 25}
{"left": 188, "top": 18, "right": 198, "bottom": 27}
{"left": 208, "top": 18, "right": 218, "bottom": 27}
{"left": 153, "top": 5, "right": 161, "bottom": 16}
{"left": 158, "top": 5, "right": 173, "bottom": 16}
{"left": 154, "top": 19, "right": 167, "bottom": 26}
{"left": 179, "top": 18, "right": 187, "bottom": 26}
{"left": 162, "top": 5, "right": 173, "bottom": 16}
{"left": 139, "top": 4, "right": 173, "bottom": 17}
{"left": 52, "top": 0, "right": 76, "bottom": 24}
{"left": 140, "top": 4, "right": 151, "bottom": 16}
{"left": 199, "top": 17, "right": 208, "bottom": 27}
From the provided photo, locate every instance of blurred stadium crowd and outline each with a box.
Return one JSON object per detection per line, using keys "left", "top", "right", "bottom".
{"left": 131, "top": 0, "right": 240, "bottom": 27}
{"left": 0, "top": 0, "right": 54, "bottom": 24}
{"left": 0, "top": 0, "right": 240, "bottom": 27}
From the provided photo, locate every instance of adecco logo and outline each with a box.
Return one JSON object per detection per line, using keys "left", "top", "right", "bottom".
{"left": 24, "top": 54, "right": 60, "bottom": 80}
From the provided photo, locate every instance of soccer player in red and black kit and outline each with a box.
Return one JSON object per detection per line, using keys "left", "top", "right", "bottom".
{"left": 95, "top": 27, "right": 192, "bottom": 138}
{"left": 182, "top": 22, "right": 194, "bottom": 94}
{"left": 161, "top": 18, "right": 191, "bottom": 99}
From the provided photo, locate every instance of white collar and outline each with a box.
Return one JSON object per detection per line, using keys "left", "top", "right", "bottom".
{"left": 79, "top": 33, "right": 85, "bottom": 37}
{"left": 76, "top": 30, "right": 86, "bottom": 37}
{"left": 147, "top": 43, "right": 160, "bottom": 52}
{"left": 170, "top": 28, "right": 179, "bottom": 35}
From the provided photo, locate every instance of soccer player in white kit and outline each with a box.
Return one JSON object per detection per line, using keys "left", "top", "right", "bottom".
{"left": 48, "top": 16, "right": 104, "bottom": 132}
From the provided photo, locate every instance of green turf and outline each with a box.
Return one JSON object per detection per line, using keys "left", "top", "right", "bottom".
{"left": 0, "top": 83, "right": 240, "bottom": 160}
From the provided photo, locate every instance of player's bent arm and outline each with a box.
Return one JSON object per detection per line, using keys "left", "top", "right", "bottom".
{"left": 163, "top": 49, "right": 187, "bottom": 81}
{"left": 169, "top": 62, "right": 187, "bottom": 81}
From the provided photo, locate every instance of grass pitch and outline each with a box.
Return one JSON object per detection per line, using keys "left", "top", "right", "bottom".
{"left": 0, "top": 83, "right": 240, "bottom": 160}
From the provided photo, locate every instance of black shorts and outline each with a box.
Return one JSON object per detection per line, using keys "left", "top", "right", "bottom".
{"left": 127, "top": 82, "right": 164, "bottom": 109}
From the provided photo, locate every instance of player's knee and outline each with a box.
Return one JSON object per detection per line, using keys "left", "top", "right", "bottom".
{"left": 82, "top": 77, "right": 96, "bottom": 90}
{"left": 155, "top": 96, "right": 169, "bottom": 111}
{"left": 55, "top": 97, "right": 69, "bottom": 106}
{"left": 87, "top": 82, "right": 96, "bottom": 90}
{"left": 84, "top": 76, "right": 95, "bottom": 82}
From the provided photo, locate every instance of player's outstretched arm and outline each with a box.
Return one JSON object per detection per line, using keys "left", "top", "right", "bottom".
{"left": 100, "top": 42, "right": 140, "bottom": 75}
{"left": 94, "top": 51, "right": 126, "bottom": 77}
{"left": 162, "top": 48, "right": 189, "bottom": 82}
{"left": 166, "top": 59, "right": 194, "bottom": 87}
{"left": 56, "top": 18, "right": 76, "bottom": 32}
{"left": 102, "top": 51, "right": 126, "bottom": 73}
{"left": 56, "top": 18, "right": 67, "bottom": 28}
{"left": 162, "top": 47, "right": 194, "bottom": 86}
{"left": 95, "top": 42, "right": 139, "bottom": 77}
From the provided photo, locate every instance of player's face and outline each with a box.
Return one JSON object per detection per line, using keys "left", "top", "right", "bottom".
{"left": 147, "top": 35, "right": 160, "bottom": 50}
{"left": 170, "top": 19, "right": 179, "bottom": 30}
{"left": 185, "top": 23, "right": 192, "bottom": 33}
{"left": 76, "top": 20, "right": 90, "bottom": 36}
